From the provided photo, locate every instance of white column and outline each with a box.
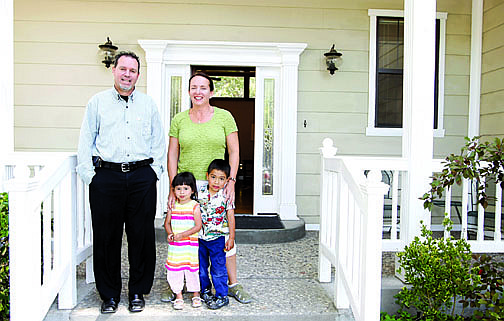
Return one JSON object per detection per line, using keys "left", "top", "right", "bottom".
{"left": 402, "top": 0, "right": 436, "bottom": 239}
{"left": 0, "top": 0, "right": 14, "bottom": 154}
{"left": 138, "top": 40, "right": 168, "bottom": 218}
{"left": 8, "top": 166, "right": 42, "bottom": 321}
{"left": 468, "top": 0, "right": 483, "bottom": 138}
{"left": 278, "top": 46, "right": 305, "bottom": 220}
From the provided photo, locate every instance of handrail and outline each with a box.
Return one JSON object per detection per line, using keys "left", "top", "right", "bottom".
{"left": 319, "top": 138, "right": 389, "bottom": 321}
{"left": 6, "top": 153, "right": 92, "bottom": 321}
{"left": 318, "top": 138, "right": 504, "bottom": 321}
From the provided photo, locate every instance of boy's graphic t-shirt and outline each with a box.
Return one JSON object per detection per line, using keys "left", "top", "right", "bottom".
{"left": 198, "top": 185, "right": 235, "bottom": 241}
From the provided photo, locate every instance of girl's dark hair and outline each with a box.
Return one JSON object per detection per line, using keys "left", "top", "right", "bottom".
{"left": 189, "top": 72, "right": 214, "bottom": 91}
{"left": 172, "top": 172, "right": 198, "bottom": 200}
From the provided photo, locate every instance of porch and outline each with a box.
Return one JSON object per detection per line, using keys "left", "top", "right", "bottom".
{"left": 4, "top": 141, "right": 504, "bottom": 320}
{"left": 44, "top": 230, "right": 363, "bottom": 321}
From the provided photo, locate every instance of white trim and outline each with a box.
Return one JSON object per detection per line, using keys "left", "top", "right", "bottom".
{"left": 305, "top": 224, "right": 320, "bottom": 231}
{"left": 0, "top": 0, "right": 14, "bottom": 154}
{"left": 138, "top": 40, "right": 307, "bottom": 220}
{"left": 366, "top": 9, "right": 447, "bottom": 137}
{"left": 366, "top": 127, "right": 445, "bottom": 137}
{"left": 468, "top": 0, "right": 483, "bottom": 138}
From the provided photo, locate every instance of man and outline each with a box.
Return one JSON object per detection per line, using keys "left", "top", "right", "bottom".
{"left": 77, "top": 51, "right": 166, "bottom": 314}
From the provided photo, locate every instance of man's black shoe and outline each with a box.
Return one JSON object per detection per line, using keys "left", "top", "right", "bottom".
{"left": 128, "top": 294, "right": 145, "bottom": 312}
{"left": 201, "top": 289, "right": 215, "bottom": 304}
{"left": 101, "top": 297, "right": 119, "bottom": 314}
{"left": 206, "top": 296, "right": 229, "bottom": 310}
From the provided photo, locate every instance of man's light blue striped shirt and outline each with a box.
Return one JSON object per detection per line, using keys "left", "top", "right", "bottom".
{"left": 76, "top": 87, "right": 166, "bottom": 185}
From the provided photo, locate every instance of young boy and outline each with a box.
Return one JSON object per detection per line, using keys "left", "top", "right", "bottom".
{"left": 198, "top": 159, "right": 236, "bottom": 310}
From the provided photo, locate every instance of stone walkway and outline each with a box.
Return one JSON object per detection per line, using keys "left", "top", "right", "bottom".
{"left": 44, "top": 231, "right": 361, "bottom": 321}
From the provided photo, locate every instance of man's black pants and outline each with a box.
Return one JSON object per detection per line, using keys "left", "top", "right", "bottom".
{"left": 89, "top": 165, "right": 157, "bottom": 300}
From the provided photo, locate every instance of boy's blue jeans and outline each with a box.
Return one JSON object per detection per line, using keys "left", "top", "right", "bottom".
{"left": 198, "top": 236, "right": 228, "bottom": 297}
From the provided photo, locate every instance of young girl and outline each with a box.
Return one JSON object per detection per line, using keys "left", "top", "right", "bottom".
{"left": 164, "top": 172, "right": 203, "bottom": 310}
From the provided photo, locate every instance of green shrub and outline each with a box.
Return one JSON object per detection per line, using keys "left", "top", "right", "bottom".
{"left": 395, "top": 219, "right": 476, "bottom": 320}
{"left": 462, "top": 254, "right": 504, "bottom": 320}
{"left": 381, "top": 311, "right": 415, "bottom": 320}
{"left": 422, "top": 136, "right": 504, "bottom": 211}
{"left": 0, "top": 192, "right": 9, "bottom": 320}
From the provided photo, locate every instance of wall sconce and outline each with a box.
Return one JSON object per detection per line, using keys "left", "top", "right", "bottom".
{"left": 98, "top": 37, "right": 118, "bottom": 68}
{"left": 324, "top": 44, "right": 343, "bottom": 75}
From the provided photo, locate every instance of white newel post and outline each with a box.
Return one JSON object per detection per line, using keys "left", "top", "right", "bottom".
{"left": 318, "top": 138, "right": 337, "bottom": 283}
{"left": 58, "top": 161, "right": 78, "bottom": 308}
{"left": 8, "top": 166, "right": 42, "bottom": 320}
{"left": 402, "top": 0, "right": 436, "bottom": 242}
{"left": 278, "top": 45, "right": 305, "bottom": 220}
{"left": 139, "top": 41, "right": 168, "bottom": 218}
{"left": 360, "top": 170, "right": 389, "bottom": 321}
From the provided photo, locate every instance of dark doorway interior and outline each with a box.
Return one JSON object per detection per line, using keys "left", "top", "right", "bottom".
{"left": 191, "top": 66, "right": 255, "bottom": 214}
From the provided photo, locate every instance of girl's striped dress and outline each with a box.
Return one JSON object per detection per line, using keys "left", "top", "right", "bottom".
{"left": 165, "top": 200, "right": 199, "bottom": 272}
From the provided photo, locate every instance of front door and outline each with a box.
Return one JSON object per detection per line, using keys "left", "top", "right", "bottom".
{"left": 139, "top": 40, "right": 305, "bottom": 220}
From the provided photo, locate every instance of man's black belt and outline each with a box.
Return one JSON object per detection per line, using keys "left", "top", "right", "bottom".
{"left": 93, "top": 157, "right": 153, "bottom": 173}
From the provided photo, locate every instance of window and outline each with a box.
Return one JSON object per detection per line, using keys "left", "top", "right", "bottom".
{"left": 191, "top": 66, "right": 255, "bottom": 98}
{"left": 367, "top": 10, "right": 447, "bottom": 137}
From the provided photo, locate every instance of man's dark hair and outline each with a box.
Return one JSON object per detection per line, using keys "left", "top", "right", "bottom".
{"left": 207, "top": 159, "right": 230, "bottom": 177}
{"left": 114, "top": 51, "right": 140, "bottom": 72}
{"left": 171, "top": 172, "right": 198, "bottom": 200}
{"left": 189, "top": 72, "right": 214, "bottom": 91}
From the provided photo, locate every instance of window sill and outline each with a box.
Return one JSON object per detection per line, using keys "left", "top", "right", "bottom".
{"left": 366, "top": 127, "right": 445, "bottom": 138}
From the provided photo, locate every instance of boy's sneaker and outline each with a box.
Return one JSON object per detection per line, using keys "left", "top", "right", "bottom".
{"left": 228, "top": 284, "right": 252, "bottom": 304}
{"left": 201, "top": 289, "right": 215, "bottom": 304}
{"left": 206, "top": 296, "right": 229, "bottom": 310}
{"left": 160, "top": 287, "right": 175, "bottom": 302}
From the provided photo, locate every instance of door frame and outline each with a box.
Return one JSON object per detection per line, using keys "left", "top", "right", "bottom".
{"left": 138, "top": 40, "right": 306, "bottom": 220}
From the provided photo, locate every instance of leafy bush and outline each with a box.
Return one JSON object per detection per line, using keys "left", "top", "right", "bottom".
{"left": 0, "top": 193, "right": 9, "bottom": 320}
{"left": 422, "top": 136, "right": 504, "bottom": 211}
{"left": 381, "top": 311, "right": 414, "bottom": 320}
{"left": 395, "top": 219, "right": 476, "bottom": 320}
{"left": 461, "top": 254, "right": 504, "bottom": 320}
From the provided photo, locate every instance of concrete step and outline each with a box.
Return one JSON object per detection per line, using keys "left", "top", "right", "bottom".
{"left": 68, "top": 278, "right": 354, "bottom": 321}
{"left": 154, "top": 218, "right": 306, "bottom": 244}
{"left": 45, "top": 232, "right": 354, "bottom": 321}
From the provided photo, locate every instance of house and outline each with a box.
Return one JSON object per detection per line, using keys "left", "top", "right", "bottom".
{"left": 2, "top": 0, "right": 502, "bottom": 226}
{"left": 1, "top": 0, "right": 503, "bottom": 320}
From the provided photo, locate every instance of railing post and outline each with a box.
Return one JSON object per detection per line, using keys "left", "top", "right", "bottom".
{"left": 58, "top": 159, "right": 77, "bottom": 308}
{"left": 8, "top": 165, "right": 43, "bottom": 321}
{"left": 318, "top": 138, "right": 337, "bottom": 283}
{"left": 360, "top": 170, "right": 389, "bottom": 321}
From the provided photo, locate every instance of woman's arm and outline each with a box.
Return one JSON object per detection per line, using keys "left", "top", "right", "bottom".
{"left": 224, "top": 131, "right": 240, "bottom": 204}
{"left": 164, "top": 209, "right": 174, "bottom": 242}
{"left": 167, "top": 136, "right": 180, "bottom": 210}
{"left": 225, "top": 209, "right": 235, "bottom": 251}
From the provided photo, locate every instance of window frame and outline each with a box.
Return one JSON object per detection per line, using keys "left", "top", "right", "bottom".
{"left": 366, "top": 9, "right": 447, "bottom": 137}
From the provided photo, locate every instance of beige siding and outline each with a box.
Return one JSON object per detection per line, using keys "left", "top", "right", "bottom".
{"left": 480, "top": 0, "right": 504, "bottom": 139}
{"left": 14, "top": 0, "right": 473, "bottom": 224}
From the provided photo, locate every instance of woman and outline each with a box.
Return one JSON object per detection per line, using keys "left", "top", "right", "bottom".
{"left": 164, "top": 72, "right": 251, "bottom": 304}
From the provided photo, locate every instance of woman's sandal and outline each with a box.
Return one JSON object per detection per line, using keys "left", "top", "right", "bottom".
{"left": 191, "top": 296, "right": 202, "bottom": 308}
{"left": 173, "top": 298, "right": 184, "bottom": 310}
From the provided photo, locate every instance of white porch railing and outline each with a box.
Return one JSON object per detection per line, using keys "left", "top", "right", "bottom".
{"left": 318, "top": 139, "right": 504, "bottom": 321}
{"left": 318, "top": 139, "right": 389, "bottom": 321}
{"left": 4, "top": 153, "right": 93, "bottom": 321}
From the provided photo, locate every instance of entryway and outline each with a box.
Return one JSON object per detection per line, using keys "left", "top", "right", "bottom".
{"left": 192, "top": 65, "right": 255, "bottom": 214}
{"left": 139, "top": 40, "right": 306, "bottom": 220}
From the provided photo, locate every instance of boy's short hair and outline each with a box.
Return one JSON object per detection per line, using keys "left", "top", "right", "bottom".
{"left": 172, "top": 172, "right": 198, "bottom": 200}
{"left": 207, "top": 159, "right": 230, "bottom": 178}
